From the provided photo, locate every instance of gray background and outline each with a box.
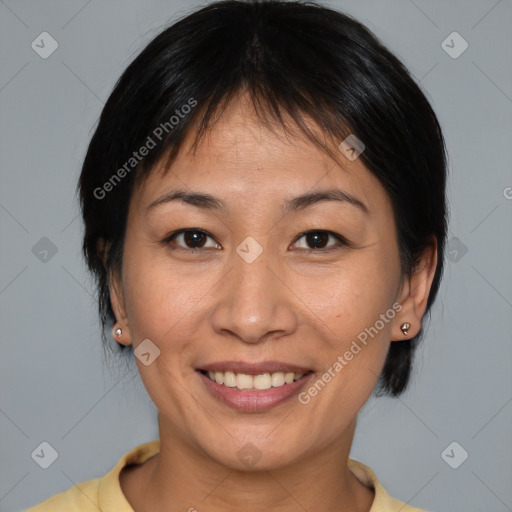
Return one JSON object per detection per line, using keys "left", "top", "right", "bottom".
{"left": 0, "top": 0, "right": 511, "bottom": 511}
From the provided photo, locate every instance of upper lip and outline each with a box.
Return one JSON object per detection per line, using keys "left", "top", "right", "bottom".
{"left": 197, "top": 361, "right": 313, "bottom": 375}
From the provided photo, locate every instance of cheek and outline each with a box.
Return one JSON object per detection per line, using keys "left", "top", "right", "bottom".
{"left": 292, "top": 251, "right": 400, "bottom": 413}
{"left": 297, "top": 251, "right": 399, "bottom": 340}
{"left": 121, "top": 248, "right": 205, "bottom": 354}
{"left": 295, "top": 267, "right": 398, "bottom": 433}
{"left": 120, "top": 251, "right": 207, "bottom": 414}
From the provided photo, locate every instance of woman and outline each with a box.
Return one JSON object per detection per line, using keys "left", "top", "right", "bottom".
{"left": 28, "top": 0, "right": 446, "bottom": 510}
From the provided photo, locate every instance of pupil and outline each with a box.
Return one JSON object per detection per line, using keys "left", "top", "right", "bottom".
{"left": 185, "top": 231, "right": 206, "bottom": 248}
{"left": 306, "top": 231, "right": 328, "bottom": 249}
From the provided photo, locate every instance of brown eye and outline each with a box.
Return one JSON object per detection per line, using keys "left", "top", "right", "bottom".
{"left": 165, "top": 229, "right": 221, "bottom": 250}
{"left": 305, "top": 231, "right": 330, "bottom": 249}
{"left": 183, "top": 230, "right": 207, "bottom": 248}
{"left": 293, "top": 230, "right": 348, "bottom": 251}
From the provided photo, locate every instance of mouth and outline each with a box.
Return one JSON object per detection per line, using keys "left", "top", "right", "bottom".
{"left": 195, "top": 362, "right": 315, "bottom": 412}
{"left": 197, "top": 369, "right": 313, "bottom": 391}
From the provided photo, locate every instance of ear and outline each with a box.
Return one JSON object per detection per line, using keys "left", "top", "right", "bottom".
{"left": 97, "top": 238, "right": 132, "bottom": 346}
{"left": 392, "top": 237, "right": 438, "bottom": 341}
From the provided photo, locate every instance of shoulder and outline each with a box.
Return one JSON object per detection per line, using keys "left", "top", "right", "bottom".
{"left": 25, "top": 440, "right": 160, "bottom": 512}
{"left": 348, "top": 458, "right": 433, "bottom": 512}
{"left": 25, "top": 477, "right": 101, "bottom": 512}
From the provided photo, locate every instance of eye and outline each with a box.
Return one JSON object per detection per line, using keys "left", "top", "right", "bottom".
{"left": 292, "top": 230, "right": 348, "bottom": 252}
{"left": 163, "top": 229, "right": 221, "bottom": 251}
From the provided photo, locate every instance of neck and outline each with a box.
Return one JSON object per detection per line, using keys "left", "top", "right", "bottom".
{"left": 123, "top": 415, "right": 374, "bottom": 512}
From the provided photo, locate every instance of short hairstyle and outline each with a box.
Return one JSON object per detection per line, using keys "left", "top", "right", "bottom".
{"left": 78, "top": 0, "right": 448, "bottom": 397}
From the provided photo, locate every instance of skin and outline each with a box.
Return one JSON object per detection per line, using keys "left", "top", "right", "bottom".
{"left": 109, "top": 92, "right": 437, "bottom": 512}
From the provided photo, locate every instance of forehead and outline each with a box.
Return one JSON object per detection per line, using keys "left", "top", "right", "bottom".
{"left": 134, "top": 95, "right": 390, "bottom": 215}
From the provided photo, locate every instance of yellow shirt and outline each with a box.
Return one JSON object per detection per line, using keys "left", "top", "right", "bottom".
{"left": 26, "top": 440, "right": 429, "bottom": 511}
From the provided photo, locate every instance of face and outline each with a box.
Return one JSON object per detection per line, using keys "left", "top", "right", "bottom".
{"left": 111, "top": 94, "right": 424, "bottom": 471}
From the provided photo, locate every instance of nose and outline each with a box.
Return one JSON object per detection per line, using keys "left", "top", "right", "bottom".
{"left": 210, "top": 247, "right": 298, "bottom": 345}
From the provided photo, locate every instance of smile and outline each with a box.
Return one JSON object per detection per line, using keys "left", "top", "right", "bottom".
{"left": 196, "top": 363, "right": 315, "bottom": 412}
{"left": 198, "top": 369, "right": 311, "bottom": 390}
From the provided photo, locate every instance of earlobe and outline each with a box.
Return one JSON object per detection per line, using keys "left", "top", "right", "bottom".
{"left": 112, "top": 323, "right": 130, "bottom": 346}
{"left": 399, "top": 322, "right": 411, "bottom": 336}
{"left": 392, "top": 238, "right": 438, "bottom": 341}
{"left": 99, "top": 239, "right": 132, "bottom": 346}
{"left": 109, "top": 271, "right": 132, "bottom": 346}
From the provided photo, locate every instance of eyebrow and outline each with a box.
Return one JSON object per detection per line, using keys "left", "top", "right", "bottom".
{"left": 147, "top": 189, "right": 227, "bottom": 212}
{"left": 146, "top": 188, "right": 369, "bottom": 215}
{"left": 282, "top": 188, "right": 369, "bottom": 215}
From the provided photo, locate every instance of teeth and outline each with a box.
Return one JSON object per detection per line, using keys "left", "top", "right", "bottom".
{"left": 271, "top": 372, "right": 285, "bottom": 387}
{"left": 253, "top": 373, "right": 272, "bottom": 390}
{"left": 202, "top": 370, "right": 307, "bottom": 390}
{"left": 236, "top": 373, "right": 253, "bottom": 390}
{"left": 224, "top": 371, "right": 236, "bottom": 387}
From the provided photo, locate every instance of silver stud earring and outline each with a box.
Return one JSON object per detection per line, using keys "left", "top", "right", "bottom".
{"left": 113, "top": 326, "right": 123, "bottom": 339}
{"left": 400, "top": 322, "right": 410, "bottom": 336}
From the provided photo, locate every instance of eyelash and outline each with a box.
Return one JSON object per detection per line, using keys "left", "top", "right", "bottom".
{"left": 161, "top": 228, "right": 350, "bottom": 254}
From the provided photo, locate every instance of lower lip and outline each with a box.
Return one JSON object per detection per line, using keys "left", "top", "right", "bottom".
{"left": 197, "top": 371, "right": 314, "bottom": 412}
